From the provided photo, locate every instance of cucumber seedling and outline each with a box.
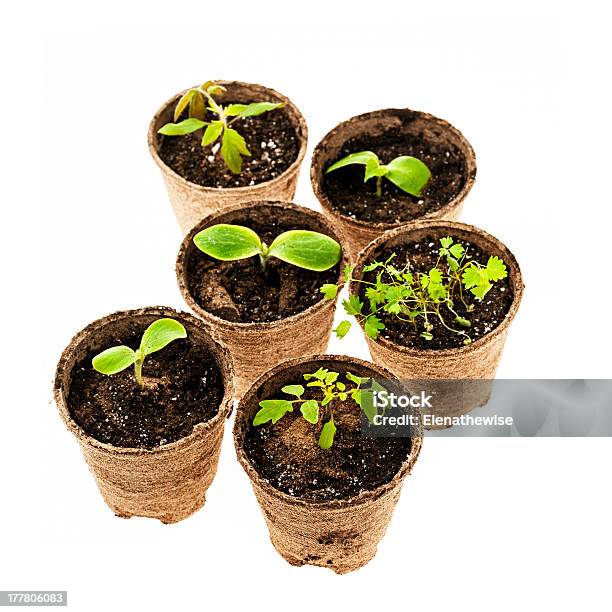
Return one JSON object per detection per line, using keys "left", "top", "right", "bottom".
{"left": 326, "top": 151, "right": 431, "bottom": 197}
{"left": 158, "top": 80, "right": 284, "bottom": 174}
{"left": 92, "top": 318, "right": 187, "bottom": 388}
{"left": 193, "top": 224, "right": 342, "bottom": 272}
{"left": 253, "top": 368, "right": 374, "bottom": 449}
{"left": 321, "top": 236, "right": 508, "bottom": 345}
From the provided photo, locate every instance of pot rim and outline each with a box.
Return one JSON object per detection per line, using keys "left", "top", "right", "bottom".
{"left": 233, "top": 354, "right": 424, "bottom": 510}
{"left": 176, "top": 200, "right": 349, "bottom": 331}
{"left": 53, "top": 306, "right": 235, "bottom": 456}
{"left": 350, "top": 219, "right": 524, "bottom": 357}
{"left": 148, "top": 80, "right": 308, "bottom": 194}
{"left": 310, "top": 107, "right": 477, "bottom": 231}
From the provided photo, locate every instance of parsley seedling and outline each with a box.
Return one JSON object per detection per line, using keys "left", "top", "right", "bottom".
{"left": 253, "top": 368, "right": 372, "bottom": 449}
{"left": 92, "top": 318, "right": 187, "bottom": 387}
{"left": 325, "top": 151, "right": 431, "bottom": 197}
{"left": 322, "top": 236, "right": 508, "bottom": 345}
{"left": 158, "top": 81, "right": 285, "bottom": 174}
{"left": 193, "top": 224, "right": 342, "bottom": 272}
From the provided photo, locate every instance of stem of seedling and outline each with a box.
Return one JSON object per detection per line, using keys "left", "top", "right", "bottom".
{"left": 376, "top": 176, "right": 382, "bottom": 197}
{"left": 259, "top": 242, "right": 270, "bottom": 271}
{"left": 134, "top": 353, "right": 144, "bottom": 388}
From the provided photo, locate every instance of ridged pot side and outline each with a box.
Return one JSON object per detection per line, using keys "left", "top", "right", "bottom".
{"left": 234, "top": 355, "right": 423, "bottom": 574}
{"left": 176, "top": 201, "right": 348, "bottom": 398}
{"left": 351, "top": 220, "right": 524, "bottom": 423}
{"left": 149, "top": 81, "right": 308, "bottom": 234}
{"left": 53, "top": 307, "right": 234, "bottom": 524}
{"left": 311, "top": 109, "right": 477, "bottom": 260}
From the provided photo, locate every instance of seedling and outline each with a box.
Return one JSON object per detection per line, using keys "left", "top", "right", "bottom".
{"left": 326, "top": 151, "right": 431, "bottom": 197}
{"left": 253, "top": 368, "right": 374, "bottom": 449}
{"left": 92, "top": 318, "right": 187, "bottom": 388}
{"left": 158, "top": 80, "right": 285, "bottom": 173}
{"left": 193, "top": 224, "right": 342, "bottom": 272}
{"left": 321, "top": 236, "right": 508, "bottom": 345}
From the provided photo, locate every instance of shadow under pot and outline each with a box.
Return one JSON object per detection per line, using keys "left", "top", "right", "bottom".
{"left": 234, "top": 355, "right": 423, "bottom": 574}
{"left": 53, "top": 307, "right": 234, "bottom": 523}
{"left": 311, "top": 108, "right": 476, "bottom": 259}
{"left": 176, "top": 201, "right": 348, "bottom": 397}
{"left": 347, "top": 220, "right": 523, "bottom": 427}
{"left": 148, "top": 80, "right": 308, "bottom": 234}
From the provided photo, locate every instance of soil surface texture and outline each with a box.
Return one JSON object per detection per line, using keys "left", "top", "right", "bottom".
{"left": 186, "top": 219, "right": 340, "bottom": 323}
{"left": 159, "top": 102, "right": 300, "bottom": 188}
{"left": 322, "top": 130, "right": 468, "bottom": 224}
{"left": 245, "top": 382, "right": 412, "bottom": 501}
{"left": 360, "top": 235, "right": 513, "bottom": 350}
{"left": 68, "top": 333, "right": 224, "bottom": 449}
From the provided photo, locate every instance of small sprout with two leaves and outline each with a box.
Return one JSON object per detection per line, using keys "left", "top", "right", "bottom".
{"left": 321, "top": 236, "right": 508, "bottom": 345}
{"left": 326, "top": 151, "right": 431, "bottom": 197}
{"left": 158, "top": 80, "right": 285, "bottom": 174}
{"left": 92, "top": 318, "right": 187, "bottom": 388}
{"left": 253, "top": 368, "right": 373, "bottom": 449}
{"left": 193, "top": 224, "right": 342, "bottom": 272}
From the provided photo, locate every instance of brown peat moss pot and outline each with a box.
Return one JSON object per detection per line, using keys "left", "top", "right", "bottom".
{"left": 176, "top": 201, "right": 347, "bottom": 397}
{"left": 148, "top": 81, "right": 308, "bottom": 234}
{"left": 351, "top": 220, "right": 523, "bottom": 424}
{"left": 53, "top": 307, "right": 234, "bottom": 523}
{"left": 234, "top": 355, "right": 423, "bottom": 574}
{"left": 311, "top": 108, "right": 476, "bottom": 258}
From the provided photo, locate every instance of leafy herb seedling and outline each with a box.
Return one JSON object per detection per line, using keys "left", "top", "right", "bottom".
{"left": 253, "top": 368, "right": 373, "bottom": 449}
{"left": 321, "top": 236, "right": 508, "bottom": 345}
{"left": 326, "top": 151, "right": 431, "bottom": 197}
{"left": 92, "top": 318, "right": 187, "bottom": 388}
{"left": 158, "top": 80, "right": 285, "bottom": 174}
{"left": 193, "top": 224, "right": 342, "bottom": 272}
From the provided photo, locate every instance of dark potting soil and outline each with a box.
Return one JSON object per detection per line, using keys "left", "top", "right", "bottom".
{"left": 186, "top": 220, "right": 340, "bottom": 324}
{"left": 322, "top": 131, "right": 468, "bottom": 224}
{"left": 68, "top": 333, "right": 224, "bottom": 449}
{"left": 158, "top": 102, "right": 300, "bottom": 188}
{"left": 361, "top": 236, "right": 513, "bottom": 350}
{"left": 245, "top": 384, "right": 412, "bottom": 501}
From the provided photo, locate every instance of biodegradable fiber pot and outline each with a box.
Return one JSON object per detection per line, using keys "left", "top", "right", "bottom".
{"left": 148, "top": 81, "right": 308, "bottom": 234}
{"left": 351, "top": 220, "right": 524, "bottom": 423}
{"left": 234, "top": 355, "right": 423, "bottom": 574}
{"left": 311, "top": 108, "right": 477, "bottom": 258}
{"left": 53, "top": 307, "right": 234, "bottom": 523}
{"left": 176, "top": 201, "right": 348, "bottom": 397}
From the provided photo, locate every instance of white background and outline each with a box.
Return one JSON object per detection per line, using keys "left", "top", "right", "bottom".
{"left": 2, "top": 2, "right": 611, "bottom": 611}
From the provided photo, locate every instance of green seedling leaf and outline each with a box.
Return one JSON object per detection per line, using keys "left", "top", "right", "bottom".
{"left": 193, "top": 224, "right": 262, "bottom": 261}
{"left": 319, "top": 417, "right": 337, "bottom": 449}
{"left": 140, "top": 318, "right": 187, "bottom": 357}
{"left": 320, "top": 283, "right": 339, "bottom": 300}
{"left": 450, "top": 243, "right": 465, "bottom": 259}
{"left": 92, "top": 345, "right": 136, "bottom": 375}
{"left": 455, "top": 316, "right": 471, "bottom": 328}
{"left": 346, "top": 372, "right": 369, "bottom": 386}
{"left": 226, "top": 102, "right": 284, "bottom": 118}
{"left": 334, "top": 320, "right": 351, "bottom": 338}
{"left": 174, "top": 90, "right": 194, "bottom": 121}
{"left": 421, "top": 331, "right": 433, "bottom": 340}
{"left": 189, "top": 90, "right": 207, "bottom": 120}
{"left": 282, "top": 384, "right": 304, "bottom": 397}
{"left": 325, "top": 151, "right": 380, "bottom": 174}
{"left": 221, "top": 127, "right": 250, "bottom": 173}
{"left": 343, "top": 264, "right": 353, "bottom": 283}
{"left": 440, "top": 236, "right": 453, "bottom": 249}
{"left": 360, "top": 389, "right": 378, "bottom": 423}
{"left": 385, "top": 156, "right": 431, "bottom": 196}
{"left": 158, "top": 118, "right": 206, "bottom": 135}
{"left": 324, "top": 371, "right": 339, "bottom": 385}
{"left": 364, "top": 315, "right": 385, "bottom": 339}
{"left": 364, "top": 157, "right": 388, "bottom": 182}
{"left": 254, "top": 400, "right": 293, "bottom": 425}
{"left": 486, "top": 256, "right": 508, "bottom": 281}
{"left": 300, "top": 400, "right": 319, "bottom": 424}
{"left": 343, "top": 295, "right": 363, "bottom": 316}
{"left": 303, "top": 367, "right": 329, "bottom": 382}
{"left": 202, "top": 121, "right": 224, "bottom": 146}
{"left": 268, "top": 230, "right": 342, "bottom": 271}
